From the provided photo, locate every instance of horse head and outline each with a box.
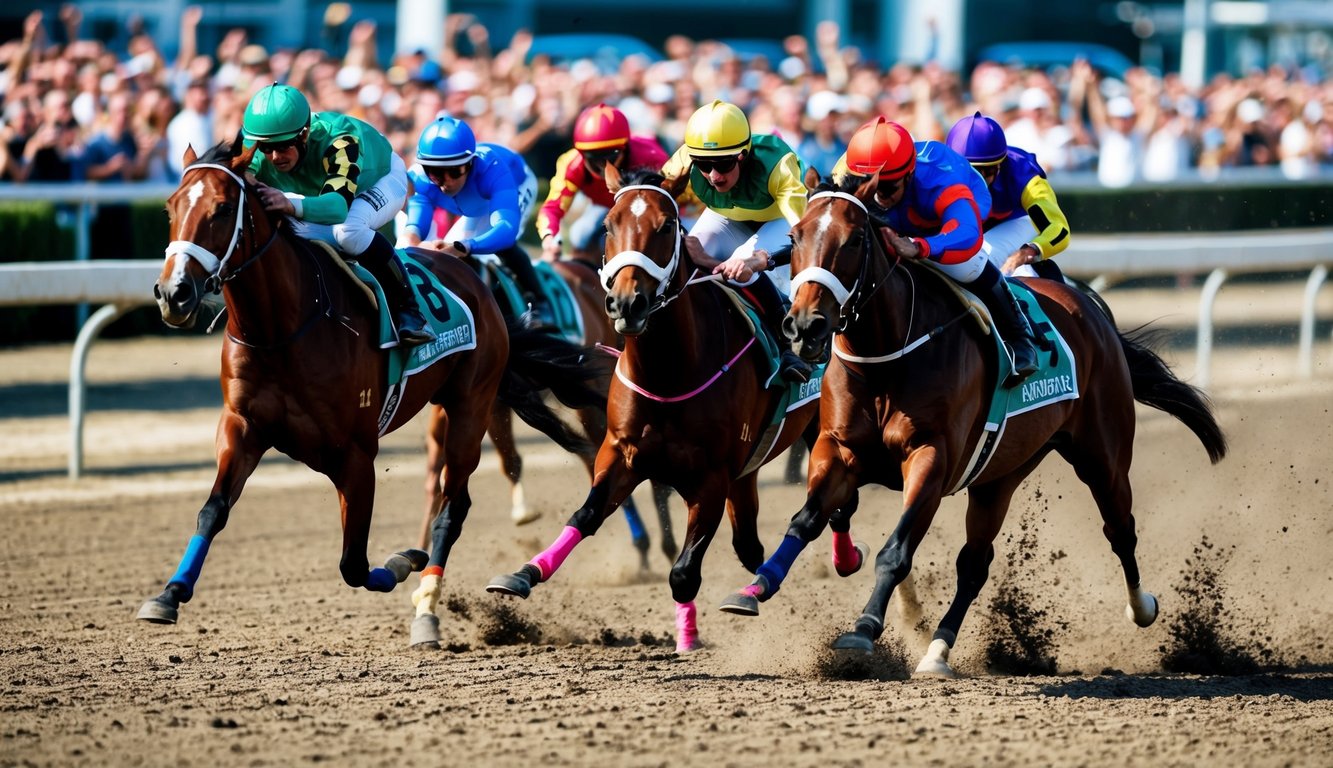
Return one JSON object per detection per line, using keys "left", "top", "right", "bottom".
{"left": 155, "top": 139, "right": 261, "bottom": 328}
{"left": 785, "top": 172, "right": 881, "bottom": 364}
{"left": 599, "top": 164, "right": 690, "bottom": 336}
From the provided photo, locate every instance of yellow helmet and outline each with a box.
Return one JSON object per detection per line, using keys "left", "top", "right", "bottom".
{"left": 684, "top": 99, "right": 751, "bottom": 157}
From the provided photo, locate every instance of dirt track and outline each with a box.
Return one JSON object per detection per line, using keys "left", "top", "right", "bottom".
{"left": 2, "top": 282, "right": 1332, "bottom": 766}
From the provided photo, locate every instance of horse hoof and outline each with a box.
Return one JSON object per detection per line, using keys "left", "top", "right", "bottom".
{"left": 136, "top": 598, "right": 178, "bottom": 624}
{"left": 410, "top": 614, "right": 441, "bottom": 649}
{"left": 485, "top": 572, "right": 532, "bottom": 598}
{"left": 717, "top": 592, "right": 760, "bottom": 617}
{"left": 834, "top": 542, "right": 871, "bottom": 577}
{"left": 913, "top": 639, "right": 956, "bottom": 678}
{"left": 675, "top": 638, "right": 705, "bottom": 654}
{"left": 1126, "top": 592, "right": 1159, "bottom": 627}
{"left": 384, "top": 549, "right": 429, "bottom": 582}
{"left": 511, "top": 507, "right": 541, "bottom": 526}
{"left": 831, "top": 631, "right": 874, "bottom": 654}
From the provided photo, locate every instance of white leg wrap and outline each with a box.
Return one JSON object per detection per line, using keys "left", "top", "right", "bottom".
{"left": 1125, "top": 584, "right": 1159, "bottom": 627}
{"left": 510, "top": 483, "right": 539, "bottom": 525}
{"left": 914, "top": 638, "right": 956, "bottom": 678}
{"left": 411, "top": 573, "right": 441, "bottom": 619}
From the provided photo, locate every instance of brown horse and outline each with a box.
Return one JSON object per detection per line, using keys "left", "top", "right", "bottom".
{"left": 486, "top": 166, "right": 821, "bottom": 652}
{"left": 720, "top": 172, "right": 1228, "bottom": 676}
{"left": 140, "top": 141, "right": 604, "bottom": 649}
{"left": 419, "top": 255, "right": 678, "bottom": 569}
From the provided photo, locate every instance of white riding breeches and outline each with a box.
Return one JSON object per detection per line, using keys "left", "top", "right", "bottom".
{"left": 981, "top": 215, "right": 1040, "bottom": 278}
{"left": 689, "top": 208, "right": 793, "bottom": 294}
{"left": 929, "top": 249, "right": 989, "bottom": 284}
{"left": 290, "top": 153, "right": 410, "bottom": 256}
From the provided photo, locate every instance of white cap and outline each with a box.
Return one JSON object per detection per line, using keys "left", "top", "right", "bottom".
{"left": 447, "top": 70, "right": 480, "bottom": 93}
{"left": 644, "top": 82, "right": 675, "bottom": 105}
{"left": 357, "top": 83, "right": 382, "bottom": 108}
{"left": 335, "top": 65, "right": 363, "bottom": 91}
{"left": 806, "top": 90, "right": 846, "bottom": 120}
{"left": 1019, "top": 87, "right": 1051, "bottom": 111}
{"left": 1106, "top": 95, "right": 1136, "bottom": 118}
{"left": 1303, "top": 99, "right": 1324, "bottom": 124}
{"left": 1237, "top": 98, "right": 1264, "bottom": 124}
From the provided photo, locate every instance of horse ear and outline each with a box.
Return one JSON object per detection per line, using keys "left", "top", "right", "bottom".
{"left": 604, "top": 162, "right": 623, "bottom": 194}
{"left": 854, "top": 172, "right": 879, "bottom": 202}
{"left": 183, "top": 144, "right": 198, "bottom": 167}
{"left": 662, "top": 170, "right": 690, "bottom": 200}
{"left": 234, "top": 140, "right": 258, "bottom": 172}
{"left": 803, "top": 166, "right": 821, "bottom": 191}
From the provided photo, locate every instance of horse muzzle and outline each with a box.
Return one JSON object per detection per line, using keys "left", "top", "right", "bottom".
{"left": 605, "top": 288, "right": 650, "bottom": 336}
{"left": 154, "top": 275, "right": 202, "bottom": 328}
{"left": 785, "top": 307, "right": 833, "bottom": 364}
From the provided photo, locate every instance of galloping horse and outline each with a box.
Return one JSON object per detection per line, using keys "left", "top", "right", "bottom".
{"left": 487, "top": 166, "right": 820, "bottom": 652}
{"left": 419, "top": 254, "right": 678, "bottom": 568}
{"left": 722, "top": 172, "right": 1227, "bottom": 676}
{"left": 141, "top": 140, "right": 603, "bottom": 649}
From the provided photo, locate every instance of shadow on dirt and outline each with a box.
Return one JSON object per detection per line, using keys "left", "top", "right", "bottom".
{"left": 1038, "top": 671, "right": 1333, "bottom": 701}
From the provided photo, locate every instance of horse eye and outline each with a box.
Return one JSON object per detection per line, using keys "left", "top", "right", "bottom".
{"left": 217, "top": 202, "right": 235, "bottom": 215}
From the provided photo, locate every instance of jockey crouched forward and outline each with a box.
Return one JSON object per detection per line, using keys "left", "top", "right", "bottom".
{"left": 242, "top": 83, "right": 433, "bottom": 346}
{"left": 834, "top": 116, "right": 1040, "bottom": 386}
{"left": 398, "top": 115, "right": 551, "bottom": 327}
{"left": 661, "top": 99, "right": 813, "bottom": 384}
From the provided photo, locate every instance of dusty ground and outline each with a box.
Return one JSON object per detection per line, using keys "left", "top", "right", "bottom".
{"left": 1, "top": 281, "right": 1331, "bottom": 767}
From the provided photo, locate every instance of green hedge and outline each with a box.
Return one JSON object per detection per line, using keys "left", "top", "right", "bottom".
{"left": 1058, "top": 181, "right": 1333, "bottom": 232}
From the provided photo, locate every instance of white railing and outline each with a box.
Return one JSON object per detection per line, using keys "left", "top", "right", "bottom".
{"left": 1060, "top": 228, "right": 1333, "bottom": 387}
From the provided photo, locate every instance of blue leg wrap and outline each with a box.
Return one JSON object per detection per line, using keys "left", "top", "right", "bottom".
{"left": 167, "top": 535, "right": 211, "bottom": 597}
{"left": 755, "top": 535, "right": 807, "bottom": 595}
{"left": 621, "top": 497, "right": 648, "bottom": 544}
{"left": 364, "top": 568, "right": 397, "bottom": 593}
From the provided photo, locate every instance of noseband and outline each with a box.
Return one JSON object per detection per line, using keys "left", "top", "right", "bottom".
{"left": 163, "top": 162, "right": 281, "bottom": 293}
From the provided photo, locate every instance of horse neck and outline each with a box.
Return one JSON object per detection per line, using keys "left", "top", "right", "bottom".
{"left": 622, "top": 266, "right": 718, "bottom": 383}
{"left": 221, "top": 212, "right": 318, "bottom": 346}
{"left": 840, "top": 251, "right": 933, "bottom": 359}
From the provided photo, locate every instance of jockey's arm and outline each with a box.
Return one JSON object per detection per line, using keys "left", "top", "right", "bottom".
{"left": 536, "top": 149, "right": 581, "bottom": 258}
{"left": 914, "top": 186, "right": 985, "bottom": 264}
{"left": 458, "top": 184, "right": 522, "bottom": 256}
{"left": 767, "top": 151, "right": 809, "bottom": 226}
{"left": 299, "top": 135, "right": 361, "bottom": 224}
{"left": 398, "top": 175, "right": 438, "bottom": 248}
{"left": 1018, "top": 175, "right": 1071, "bottom": 260}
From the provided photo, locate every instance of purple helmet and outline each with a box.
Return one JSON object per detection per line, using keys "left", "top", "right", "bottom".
{"left": 946, "top": 111, "right": 1007, "bottom": 165}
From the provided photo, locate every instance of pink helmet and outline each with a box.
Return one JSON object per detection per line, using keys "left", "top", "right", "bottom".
{"left": 573, "top": 104, "right": 630, "bottom": 151}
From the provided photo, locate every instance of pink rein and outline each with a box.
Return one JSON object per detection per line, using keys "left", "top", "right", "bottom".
{"left": 596, "top": 337, "right": 757, "bottom": 403}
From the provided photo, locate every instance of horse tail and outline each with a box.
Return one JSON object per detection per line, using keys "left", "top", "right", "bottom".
{"left": 1118, "top": 326, "right": 1228, "bottom": 464}
{"left": 498, "top": 321, "right": 609, "bottom": 458}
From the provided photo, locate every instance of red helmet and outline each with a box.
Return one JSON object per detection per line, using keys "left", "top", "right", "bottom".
{"left": 845, "top": 116, "right": 916, "bottom": 180}
{"left": 573, "top": 104, "right": 630, "bottom": 151}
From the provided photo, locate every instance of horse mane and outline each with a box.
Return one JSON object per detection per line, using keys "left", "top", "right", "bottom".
{"left": 193, "top": 139, "right": 246, "bottom": 169}
{"left": 618, "top": 168, "right": 666, "bottom": 188}
{"left": 812, "top": 173, "right": 863, "bottom": 196}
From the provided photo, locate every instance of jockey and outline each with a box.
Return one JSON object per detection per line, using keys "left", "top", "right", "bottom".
{"left": 945, "top": 111, "right": 1072, "bottom": 280}
{"left": 537, "top": 103, "right": 668, "bottom": 263}
{"left": 398, "top": 115, "right": 552, "bottom": 327}
{"left": 661, "top": 99, "right": 812, "bottom": 384}
{"left": 242, "top": 83, "right": 432, "bottom": 346}
{"left": 834, "top": 116, "right": 1039, "bottom": 386}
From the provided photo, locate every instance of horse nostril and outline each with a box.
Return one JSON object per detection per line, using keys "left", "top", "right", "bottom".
{"left": 781, "top": 314, "right": 798, "bottom": 341}
{"left": 629, "top": 292, "right": 647, "bottom": 317}
{"left": 170, "top": 281, "right": 194, "bottom": 308}
{"left": 604, "top": 295, "right": 617, "bottom": 316}
{"left": 152, "top": 283, "right": 162, "bottom": 300}
{"left": 808, "top": 314, "right": 830, "bottom": 340}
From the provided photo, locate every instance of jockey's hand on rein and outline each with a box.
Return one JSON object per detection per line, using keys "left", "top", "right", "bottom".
{"left": 878, "top": 226, "right": 921, "bottom": 260}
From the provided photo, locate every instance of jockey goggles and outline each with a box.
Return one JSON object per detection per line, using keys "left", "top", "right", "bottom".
{"left": 692, "top": 154, "right": 741, "bottom": 174}
{"left": 257, "top": 135, "right": 302, "bottom": 153}
{"left": 424, "top": 161, "right": 471, "bottom": 183}
{"left": 581, "top": 147, "right": 622, "bottom": 167}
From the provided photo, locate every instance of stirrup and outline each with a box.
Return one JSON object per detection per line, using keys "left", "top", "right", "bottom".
{"left": 779, "top": 351, "right": 812, "bottom": 384}
{"left": 396, "top": 312, "right": 435, "bottom": 346}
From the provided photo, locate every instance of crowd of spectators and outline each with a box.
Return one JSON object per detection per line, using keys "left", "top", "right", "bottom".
{"left": 1, "top": 6, "right": 1330, "bottom": 192}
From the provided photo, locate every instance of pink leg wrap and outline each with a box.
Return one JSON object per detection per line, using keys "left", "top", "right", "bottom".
{"left": 675, "top": 601, "right": 699, "bottom": 652}
{"left": 832, "top": 531, "right": 860, "bottom": 573}
{"left": 529, "top": 526, "right": 583, "bottom": 581}
{"left": 740, "top": 582, "right": 765, "bottom": 599}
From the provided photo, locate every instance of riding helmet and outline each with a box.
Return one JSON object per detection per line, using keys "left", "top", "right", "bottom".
{"left": 416, "top": 115, "right": 477, "bottom": 166}
{"left": 242, "top": 83, "right": 311, "bottom": 143}
{"left": 945, "top": 111, "right": 1008, "bottom": 166}
{"left": 684, "top": 99, "right": 751, "bottom": 157}
{"left": 845, "top": 116, "right": 916, "bottom": 179}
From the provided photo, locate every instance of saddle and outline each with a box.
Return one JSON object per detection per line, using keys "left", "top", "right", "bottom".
{"left": 466, "top": 253, "right": 585, "bottom": 343}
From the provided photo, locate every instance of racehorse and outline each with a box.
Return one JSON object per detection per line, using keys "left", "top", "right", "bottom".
{"left": 418, "top": 254, "right": 678, "bottom": 569}
{"left": 141, "top": 140, "right": 604, "bottom": 649}
{"left": 486, "top": 166, "right": 821, "bottom": 652}
{"left": 720, "top": 171, "right": 1228, "bottom": 676}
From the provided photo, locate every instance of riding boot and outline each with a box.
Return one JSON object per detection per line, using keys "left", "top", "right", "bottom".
{"left": 358, "top": 233, "right": 435, "bottom": 347}
{"left": 970, "top": 261, "right": 1039, "bottom": 387}
{"left": 498, "top": 245, "right": 554, "bottom": 329}
{"left": 746, "top": 272, "right": 813, "bottom": 384}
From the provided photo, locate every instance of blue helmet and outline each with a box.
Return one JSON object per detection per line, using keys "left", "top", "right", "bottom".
{"left": 416, "top": 115, "right": 476, "bottom": 166}
{"left": 945, "top": 111, "right": 1008, "bottom": 166}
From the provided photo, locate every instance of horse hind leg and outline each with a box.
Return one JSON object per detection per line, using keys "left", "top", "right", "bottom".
{"left": 651, "top": 481, "right": 678, "bottom": 562}
{"left": 489, "top": 404, "right": 538, "bottom": 525}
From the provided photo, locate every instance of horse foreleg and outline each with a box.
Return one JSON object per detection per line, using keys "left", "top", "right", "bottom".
{"left": 670, "top": 479, "right": 729, "bottom": 653}
{"left": 834, "top": 446, "right": 947, "bottom": 654}
{"left": 916, "top": 479, "right": 1018, "bottom": 678}
{"left": 719, "top": 438, "right": 858, "bottom": 616}
{"left": 333, "top": 444, "right": 404, "bottom": 593}
{"left": 651, "top": 481, "right": 678, "bottom": 562}
{"left": 489, "top": 405, "right": 538, "bottom": 525}
{"left": 138, "top": 411, "right": 266, "bottom": 624}
{"left": 419, "top": 405, "right": 447, "bottom": 550}
{"left": 725, "top": 478, "right": 765, "bottom": 574}
{"left": 486, "top": 451, "right": 641, "bottom": 599}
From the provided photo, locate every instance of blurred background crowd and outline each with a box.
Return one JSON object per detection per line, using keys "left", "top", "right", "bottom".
{"left": 1, "top": 4, "right": 1329, "bottom": 192}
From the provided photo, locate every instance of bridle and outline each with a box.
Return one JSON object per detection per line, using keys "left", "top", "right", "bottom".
{"left": 788, "top": 191, "right": 894, "bottom": 334}
{"left": 164, "top": 161, "right": 332, "bottom": 350}
{"left": 599, "top": 184, "right": 718, "bottom": 316}
{"left": 163, "top": 162, "right": 283, "bottom": 294}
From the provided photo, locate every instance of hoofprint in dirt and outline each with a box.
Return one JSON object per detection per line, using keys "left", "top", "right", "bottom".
{"left": 1, "top": 331, "right": 1331, "bottom": 766}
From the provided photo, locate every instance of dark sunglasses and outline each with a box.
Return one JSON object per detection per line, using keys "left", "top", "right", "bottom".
{"left": 692, "top": 155, "right": 740, "bottom": 174}
{"left": 876, "top": 176, "right": 905, "bottom": 196}
{"left": 582, "top": 148, "right": 622, "bottom": 166}
{"left": 424, "top": 162, "right": 470, "bottom": 182}
{"left": 258, "top": 137, "right": 301, "bottom": 153}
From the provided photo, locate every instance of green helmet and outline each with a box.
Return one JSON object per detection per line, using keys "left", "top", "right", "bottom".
{"left": 242, "top": 83, "right": 311, "bottom": 142}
